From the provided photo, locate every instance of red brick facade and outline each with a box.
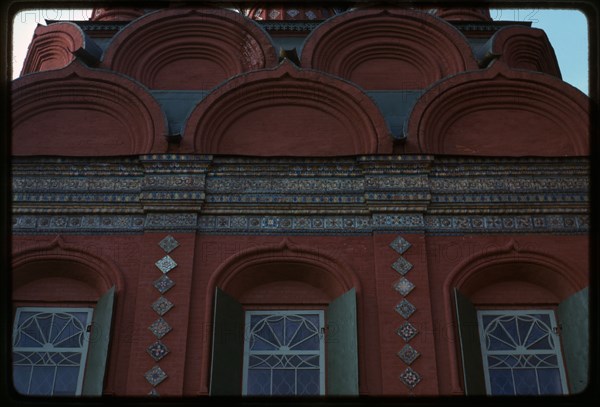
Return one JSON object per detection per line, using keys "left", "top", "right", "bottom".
{"left": 10, "top": 4, "right": 589, "bottom": 398}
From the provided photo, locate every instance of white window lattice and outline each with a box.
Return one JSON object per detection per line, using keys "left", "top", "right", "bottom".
{"left": 12, "top": 307, "right": 93, "bottom": 396}
{"left": 243, "top": 311, "right": 325, "bottom": 396}
{"left": 478, "top": 310, "right": 568, "bottom": 395}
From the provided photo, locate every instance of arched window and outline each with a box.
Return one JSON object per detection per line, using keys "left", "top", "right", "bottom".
{"left": 11, "top": 239, "right": 120, "bottom": 396}
{"left": 452, "top": 258, "right": 589, "bottom": 395}
{"left": 207, "top": 248, "right": 360, "bottom": 396}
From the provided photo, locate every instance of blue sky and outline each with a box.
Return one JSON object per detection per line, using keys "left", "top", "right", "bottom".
{"left": 11, "top": 8, "right": 589, "bottom": 95}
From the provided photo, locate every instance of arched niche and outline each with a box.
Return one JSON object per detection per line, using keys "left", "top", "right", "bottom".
{"left": 183, "top": 60, "right": 392, "bottom": 156}
{"left": 20, "top": 22, "right": 101, "bottom": 76}
{"left": 11, "top": 61, "right": 168, "bottom": 156}
{"left": 102, "top": 8, "right": 278, "bottom": 90}
{"left": 404, "top": 61, "right": 589, "bottom": 156}
{"left": 486, "top": 26, "right": 561, "bottom": 77}
{"left": 12, "top": 236, "right": 124, "bottom": 303}
{"left": 301, "top": 8, "right": 478, "bottom": 90}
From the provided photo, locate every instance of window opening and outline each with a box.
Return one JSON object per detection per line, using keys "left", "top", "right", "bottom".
{"left": 242, "top": 310, "right": 325, "bottom": 396}
{"left": 477, "top": 310, "right": 568, "bottom": 395}
{"left": 12, "top": 307, "right": 93, "bottom": 396}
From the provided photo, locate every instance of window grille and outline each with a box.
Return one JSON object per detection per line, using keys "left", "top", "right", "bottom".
{"left": 477, "top": 310, "right": 568, "bottom": 395}
{"left": 242, "top": 310, "right": 325, "bottom": 396}
{"left": 12, "top": 307, "right": 93, "bottom": 396}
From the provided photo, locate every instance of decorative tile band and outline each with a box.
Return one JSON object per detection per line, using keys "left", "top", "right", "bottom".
{"left": 12, "top": 213, "right": 589, "bottom": 234}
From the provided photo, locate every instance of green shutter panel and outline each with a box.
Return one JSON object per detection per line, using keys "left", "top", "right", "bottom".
{"left": 210, "top": 287, "right": 244, "bottom": 395}
{"left": 453, "top": 288, "right": 486, "bottom": 395}
{"left": 326, "top": 288, "right": 359, "bottom": 395}
{"left": 558, "top": 287, "right": 589, "bottom": 394}
{"left": 82, "top": 286, "right": 116, "bottom": 396}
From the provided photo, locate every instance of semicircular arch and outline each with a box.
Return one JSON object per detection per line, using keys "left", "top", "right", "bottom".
{"left": 12, "top": 236, "right": 125, "bottom": 301}
{"left": 182, "top": 60, "right": 392, "bottom": 156}
{"left": 404, "top": 61, "right": 589, "bottom": 156}
{"left": 102, "top": 8, "right": 278, "bottom": 90}
{"left": 11, "top": 61, "right": 168, "bottom": 156}
{"left": 301, "top": 8, "right": 478, "bottom": 89}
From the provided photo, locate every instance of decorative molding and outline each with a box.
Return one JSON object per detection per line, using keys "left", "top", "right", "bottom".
{"left": 11, "top": 213, "right": 589, "bottom": 235}
{"left": 182, "top": 60, "right": 392, "bottom": 156}
{"left": 395, "top": 299, "right": 416, "bottom": 319}
{"left": 20, "top": 22, "right": 101, "bottom": 75}
{"left": 399, "top": 367, "right": 422, "bottom": 389}
{"left": 102, "top": 8, "right": 278, "bottom": 90}
{"left": 397, "top": 322, "right": 418, "bottom": 342}
{"left": 301, "top": 8, "right": 478, "bottom": 89}
{"left": 144, "top": 365, "right": 167, "bottom": 386}
{"left": 11, "top": 156, "right": 588, "bottom": 234}
{"left": 488, "top": 26, "right": 561, "bottom": 77}
{"left": 11, "top": 61, "right": 168, "bottom": 157}
{"left": 403, "top": 62, "right": 590, "bottom": 156}
{"left": 397, "top": 344, "right": 421, "bottom": 365}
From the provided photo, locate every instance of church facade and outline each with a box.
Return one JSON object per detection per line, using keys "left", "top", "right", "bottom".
{"left": 10, "top": 4, "right": 589, "bottom": 397}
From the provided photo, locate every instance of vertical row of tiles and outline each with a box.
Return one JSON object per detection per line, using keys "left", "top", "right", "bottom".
{"left": 390, "top": 236, "right": 422, "bottom": 390}
{"left": 144, "top": 235, "right": 179, "bottom": 395}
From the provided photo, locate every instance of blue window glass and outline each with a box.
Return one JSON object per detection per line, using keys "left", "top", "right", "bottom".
{"left": 243, "top": 311, "right": 325, "bottom": 396}
{"left": 478, "top": 310, "right": 568, "bottom": 395}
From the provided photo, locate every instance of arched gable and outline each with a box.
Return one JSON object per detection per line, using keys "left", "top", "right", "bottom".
{"left": 11, "top": 61, "right": 168, "bottom": 156}
{"left": 182, "top": 60, "right": 392, "bottom": 156}
{"left": 301, "top": 8, "right": 478, "bottom": 90}
{"left": 404, "top": 61, "right": 589, "bottom": 156}
{"left": 487, "top": 26, "right": 561, "bottom": 77}
{"left": 102, "top": 8, "right": 278, "bottom": 90}
{"left": 20, "top": 22, "right": 102, "bottom": 76}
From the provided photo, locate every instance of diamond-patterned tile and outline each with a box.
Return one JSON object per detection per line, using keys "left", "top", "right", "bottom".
{"left": 392, "top": 257, "right": 413, "bottom": 275}
{"left": 399, "top": 367, "right": 421, "bottom": 389}
{"left": 155, "top": 255, "right": 177, "bottom": 274}
{"left": 149, "top": 318, "right": 172, "bottom": 339}
{"left": 395, "top": 299, "right": 416, "bottom": 319}
{"left": 396, "top": 321, "right": 418, "bottom": 342}
{"left": 158, "top": 235, "right": 179, "bottom": 254}
{"left": 151, "top": 296, "right": 174, "bottom": 316}
{"left": 153, "top": 275, "right": 175, "bottom": 294}
{"left": 147, "top": 341, "right": 170, "bottom": 362}
{"left": 393, "top": 277, "right": 415, "bottom": 296}
{"left": 390, "top": 236, "right": 411, "bottom": 254}
{"left": 397, "top": 344, "right": 420, "bottom": 365}
{"left": 148, "top": 388, "right": 159, "bottom": 396}
{"left": 144, "top": 365, "right": 167, "bottom": 386}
